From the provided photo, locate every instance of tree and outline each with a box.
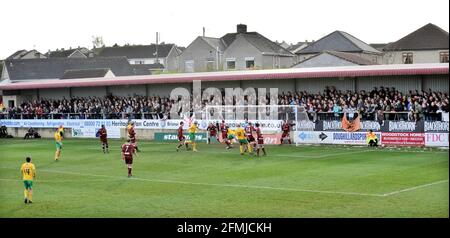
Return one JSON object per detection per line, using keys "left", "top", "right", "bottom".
{"left": 92, "top": 36, "right": 105, "bottom": 49}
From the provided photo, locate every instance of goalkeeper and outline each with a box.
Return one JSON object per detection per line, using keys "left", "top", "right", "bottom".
{"left": 366, "top": 130, "right": 378, "bottom": 147}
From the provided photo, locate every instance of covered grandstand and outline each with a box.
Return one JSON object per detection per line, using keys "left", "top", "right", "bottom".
{"left": 0, "top": 64, "right": 448, "bottom": 105}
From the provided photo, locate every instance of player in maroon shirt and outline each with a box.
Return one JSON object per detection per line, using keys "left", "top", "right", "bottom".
{"left": 245, "top": 122, "right": 256, "bottom": 153}
{"left": 280, "top": 120, "right": 295, "bottom": 145}
{"left": 121, "top": 139, "right": 137, "bottom": 178}
{"left": 97, "top": 125, "right": 109, "bottom": 153}
{"left": 220, "top": 120, "right": 231, "bottom": 149}
{"left": 176, "top": 121, "right": 189, "bottom": 151}
{"left": 206, "top": 122, "right": 219, "bottom": 144}
{"left": 255, "top": 123, "right": 266, "bottom": 156}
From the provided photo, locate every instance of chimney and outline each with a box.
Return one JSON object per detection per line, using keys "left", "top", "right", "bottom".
{"left": 237, "top": 24, "right": 247, "bottom": 34}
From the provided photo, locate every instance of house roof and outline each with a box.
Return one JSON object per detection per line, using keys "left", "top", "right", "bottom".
{"left": 221, "top": 32, "right": 294, "bottom": 56}
{"left": 47, "top": 48, "right": 87, "bottom": 58}
{"left": 286, "top": 42, "right": 308, "bottom": 53}
{"left": 199, "top": 37, "right": 226, "bottom": 51}
{"left": 96, "top": 44, "right": 175, "bottom": 59}
{"left": 325, "top": 51, "right": 378, "bottom": 65}
{"left": 4, "top": 57, "right": 135, "bottom": 81}
{"left": 292, "top": 51, "right": 378, "bottom": 68}
{"left": 242, "top": 33, "right": 294, "bottom": 56}
{"left": 298, "top": 31, "right": 381, "bottom": 54}
{"left": 383, "top": 23, "right": 449, "bottom": 51}
{"left": 176, "top": 46, "right": 186, "bottom": 52}
{"left": 369, "top": 43, "right": 388, "bottom": 50}
{"left": 61, "top": 68, "right": 111, "bottom": 79}
{"left": 1, "top": 64, "right": 446, "bottom": 90}
{"left": 7, "top": 50, "right": 28, "bottom": 59}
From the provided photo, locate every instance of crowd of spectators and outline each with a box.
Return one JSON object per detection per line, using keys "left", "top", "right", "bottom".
{"left": 278, "top": 86, "right": 449, "bottom": 122}
{"left": 1, "top": 95, "right": 173, "bottom": 120}
{"left": 0, "top": 86, "right": 448, "bottom": 122}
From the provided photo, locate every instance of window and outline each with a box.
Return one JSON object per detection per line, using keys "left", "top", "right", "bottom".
{"left": 8, "top": 100, "right": 15, "bottom": 108}
{"left": 185, "top": 60, "right": 194, "bottom": 73}
{"left": 226, "top": 58, "right": 235, "bottom": 70}
{"left": 402, "top": 52, "right": 413, "bottom": 64}
{"left": 245, "top": 57, "right": 255, "bottom": 69}
{"left": 440, "top": 51, "right": 449, "bottom": 63}
{"left": 134, "top": 60, "right": 145, "bottom": 64}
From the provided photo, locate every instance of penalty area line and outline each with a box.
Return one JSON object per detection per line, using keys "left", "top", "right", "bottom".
{"left": 0, "top": 178, "right": 125, "bottom": 183}
{"left": 382, "top": 179, "right": 449, "bottom": 197}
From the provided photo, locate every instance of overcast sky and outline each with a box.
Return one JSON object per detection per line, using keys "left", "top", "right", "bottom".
{"left": 1, "top": 0, "right": 449, "bottom": 59}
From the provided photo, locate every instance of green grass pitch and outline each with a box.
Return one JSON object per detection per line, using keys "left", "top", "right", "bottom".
{"left": 0, "top": 138, "right": 448, "bottom": 218}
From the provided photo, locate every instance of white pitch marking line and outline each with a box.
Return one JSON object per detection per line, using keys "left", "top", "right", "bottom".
{"left": 0, "top": 178, "right": 124, "bottom": 183}
{"left": 38, "top": 169, "right": 384, "bottom": 197}
{"left": 2, "top": 167, "right": 447, "bottom": 197}
{"left": 382, "top": 180, "right": 449, "bottom": 197}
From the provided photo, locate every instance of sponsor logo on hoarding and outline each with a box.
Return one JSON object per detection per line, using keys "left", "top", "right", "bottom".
{"left": 297, "top": 121, "right": 315, "bottom": 130}
{"left": 298, "top": 132, "right": 314, "bottom": 141}
{"left": 388, "top": 121, "right": 416, "bottom": 132}
{"left": 259, "top": 134, "right": 282, "bottom": 145}
{"left": 323, "top": 121, "right": 341, "bottom": 131}
{"left": 111, "top": 121, "right": 128, "bottom": 127}
{"left": 160, "top": 120, "right": 167, "bottom": 128}
{"left": 361, "top": 121, "right": 380, "bottom": 131}
{"left": 424, "top": 121, "right": 449, "bottom": 132}
{"left": 425, "top": 133, "right": 449, "bottom": 147}
{"left": 295, "top": 131, "right": 380, "bottom": 145}
{"left": 333, "top": 132, "right": 366, "bottom": 141}
{"left": 142, "top": 120, "right": 160, "bottom": 127}
{"left": 381, "top": 132, "right": 425, "bottom": 146}
{"left": 319, "top": 132, "right": 328, "bottom": 141}
{"left": 321, "top": 120, "right": 380, "bottom": 131}
{"left": 155, "top": 132, "right": 207, "bottom": 141}
{"left": 72, "top": 128, "right": 84, "bottom": 137}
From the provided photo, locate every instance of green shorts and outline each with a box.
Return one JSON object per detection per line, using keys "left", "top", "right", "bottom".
{"left": 239, "top": 139, "right": 248, "bottom": 144}
{"left": 56, "top": 142, "right": 62, "bottom": 150}
{"left": 189, "top": 133, "right": 196, "bottom": 141}
{"left": 23, "top": 180, "right": 33, "bottom": 189}
{"left": 227, "top": 135, "right": 234, "bottom": 140}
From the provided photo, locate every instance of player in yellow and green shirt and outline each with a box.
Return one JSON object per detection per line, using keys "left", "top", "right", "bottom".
{"left": 227, "top": 127, "right": 235, "bottom": 143}
{"left": 20, "top": 157, "right": 36, "bottom": 204}
{"left": 235, "top": 124, "right": 252, "bottom": 155}
{"left": 54, "top": 125, "right": 64, "bottom": 161}
{"left": 185, "top": 121, "right": 198, "bottom": 152}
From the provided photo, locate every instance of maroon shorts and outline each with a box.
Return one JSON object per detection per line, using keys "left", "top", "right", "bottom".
{"left": 100, "top": 137, "right": 108, "bottom": 143}
{"left": 247, "top": 136, "right": 255, "bottom": 142}
{"left": 178, "top": 136, "right": 185, "bottom": 142}
{"left": 130, "top": 137, "right": 136, "bottom": 144}
{"left": 257, "top": 138, "right": 264, "bottom": 145}
{"left": 281, "top": 132, "right": 290, "bottom": 138}
{"left": 221, "top": 132, "right": 227, "bottom": 139}
{"left": 210, "top": 132, "right": 217, "bottom": 137}
{"left": 124, "top": 157, "right": 133, "bottom": 165}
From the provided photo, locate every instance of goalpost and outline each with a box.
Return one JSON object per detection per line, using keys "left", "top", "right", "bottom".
{"left": 203, "top": 105, "right": 312, "bottom": 145}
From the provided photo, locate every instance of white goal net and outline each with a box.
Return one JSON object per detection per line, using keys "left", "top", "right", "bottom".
{"left": 203, "top": 105, "right": 313, "bottom": 144}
